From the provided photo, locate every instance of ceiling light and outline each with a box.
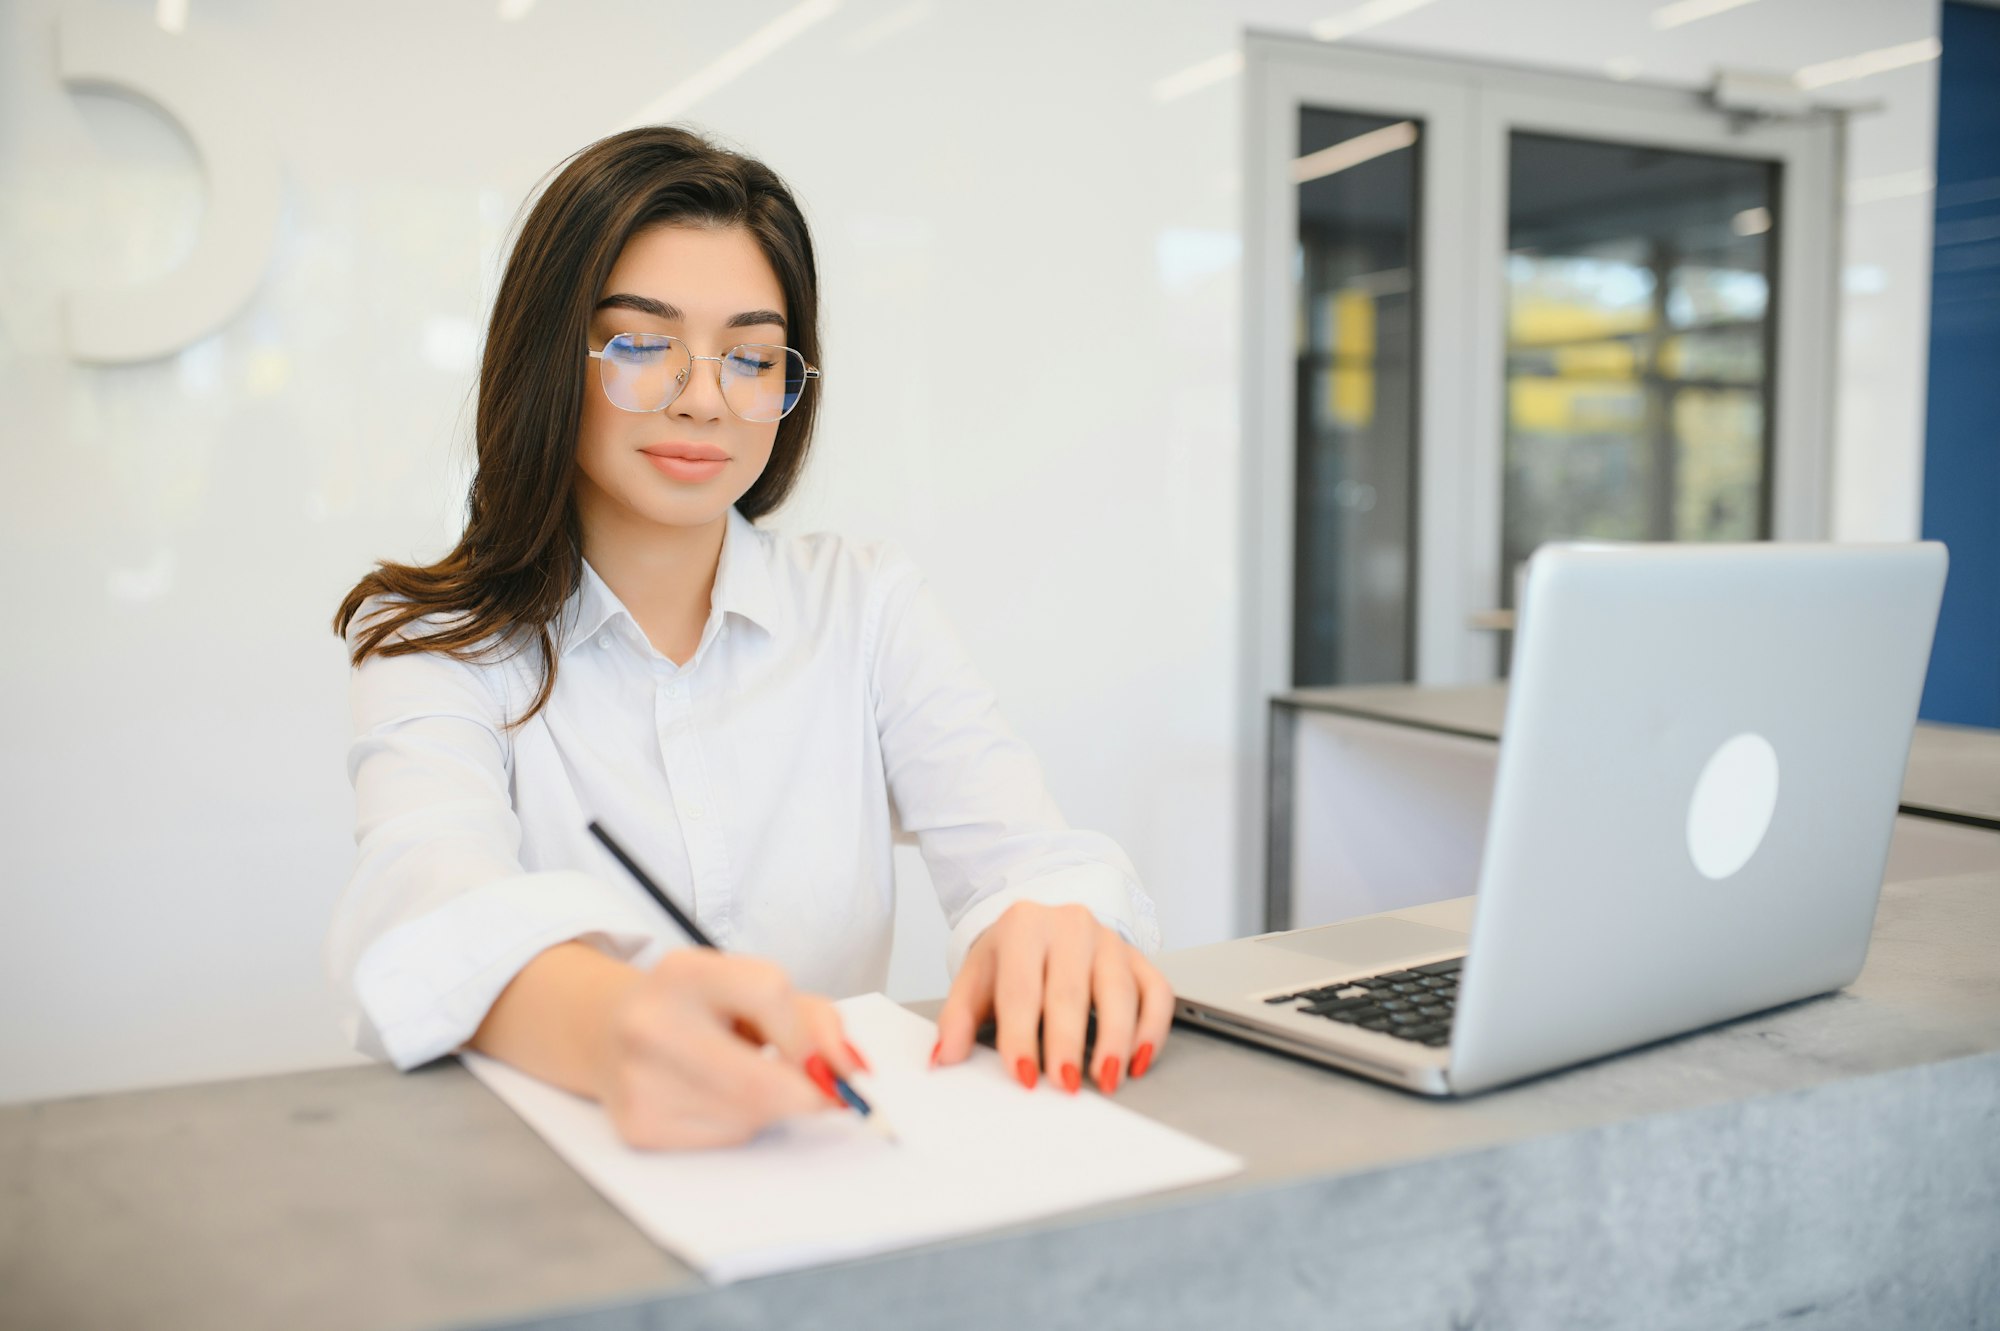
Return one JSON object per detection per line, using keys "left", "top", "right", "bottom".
{"left": 1310, "top": 0, "right": 1438, "bottom": 44}
{"left": 619, "top": 0, "right": 840, "bottom": 128}
{"left": 1795, "top": 37, "right": 1941, "bottom": 91}
{"left": 1293, "top": 121, "right": 1418, "bottom": 185}
{"left": 1848, "top": 170, "right": 1935, "bottom": 205}
{"left": 1154, "top": 51, "right": 1244, "bottom": 102}
{"left": 1652, "top": 0, "right": 1760, "bottom": 32}
{"left": 1730, "top": 206, "right": 1772, "bottom": 236}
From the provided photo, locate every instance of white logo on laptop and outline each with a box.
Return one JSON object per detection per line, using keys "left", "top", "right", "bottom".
{"left": 1686, "top": 733, "right": 1781, "bottom": 880}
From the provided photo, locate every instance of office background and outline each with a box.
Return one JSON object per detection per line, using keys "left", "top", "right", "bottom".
{"left": 0, "top": 0, "right": 1968, "bottom": 1105}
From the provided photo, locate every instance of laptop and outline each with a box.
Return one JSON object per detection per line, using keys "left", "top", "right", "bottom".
{"left": 1161, "top": 541, "right": 1949, "bottom": 1096}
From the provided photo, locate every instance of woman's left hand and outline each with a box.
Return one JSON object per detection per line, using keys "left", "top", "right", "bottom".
{"left": 931, "top": 901, "right": 1173, "bottom": 1095}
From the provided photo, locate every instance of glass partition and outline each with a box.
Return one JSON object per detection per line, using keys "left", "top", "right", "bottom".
{"left": 1501, "top": 133, "right": 1779, "bottom": 605}
{"left": 1293, "top": 108, "right": 1421, "bottom": 686}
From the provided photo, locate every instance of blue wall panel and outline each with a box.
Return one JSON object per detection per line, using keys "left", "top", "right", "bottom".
{"left": 1920, "top": 1, "right": 2000, "bottom": 728}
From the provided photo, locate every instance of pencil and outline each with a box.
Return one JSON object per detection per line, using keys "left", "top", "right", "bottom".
{"left": 586, "top": 820, "right": 899, "bottom": 1144}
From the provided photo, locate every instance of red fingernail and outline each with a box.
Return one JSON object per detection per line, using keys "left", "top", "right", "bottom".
{"left": 804, "top": 1053, "right": 841, "bottom": 1103}
{"left": 928, "top": 1040, "right": 941, "bottom": 1068}
{"left": 1015, "top": 1056, "right": 1037, "bottom": 1090}
{"left": 843, "top": 1040, "right": 871, "bottom": 1074}
{"left": 1060, "top": 1062, "right": 1081, "bottom": 1095}
{"left": 1098, "top": 1055, "right": 1121, "bottom": 1095}
{"left": 1131, "top": 1043, "right": 1154, "bottom": 1079}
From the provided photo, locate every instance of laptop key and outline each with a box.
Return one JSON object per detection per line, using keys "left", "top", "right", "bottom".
{"left": 1359, "top": 1017, "right": 1393, "bottom": 1031}
{"left": 1412, "top": 958, "right": 1463, "bottom": 976}
{"left": 1263, "top": 993, "right": 1298, "bottom": 1004}
{"left": 1403, "top": 1021, "right": 1448, "bottom": 1041}
{"left": 1304, "top": 996, "right": 1376, "bottom": 1016}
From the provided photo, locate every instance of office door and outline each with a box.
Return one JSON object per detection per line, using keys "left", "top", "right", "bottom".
{"left": 1245, "top": 39, "right": 1840, "bottom": 693}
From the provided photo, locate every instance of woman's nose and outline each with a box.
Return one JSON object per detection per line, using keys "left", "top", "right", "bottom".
{"left": 670, "top": 357, "right": 727, "bottom": 421}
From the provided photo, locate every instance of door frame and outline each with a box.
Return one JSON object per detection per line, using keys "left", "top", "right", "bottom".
{"left": 1237, "top": 34, "right": 1842, "bottom": 933}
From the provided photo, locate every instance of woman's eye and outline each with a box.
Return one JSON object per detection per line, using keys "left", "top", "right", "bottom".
{"left": 728, "top": 353, "right": 778, "bottom": 374}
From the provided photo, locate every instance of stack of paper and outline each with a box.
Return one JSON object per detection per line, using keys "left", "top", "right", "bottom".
{"left": 462, "top": 992, "right": 1243, "bottom": 1282}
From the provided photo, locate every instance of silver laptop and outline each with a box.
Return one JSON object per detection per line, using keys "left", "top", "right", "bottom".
{"left": 1162, "top": 542, "right": 1948, "bottom": 1096}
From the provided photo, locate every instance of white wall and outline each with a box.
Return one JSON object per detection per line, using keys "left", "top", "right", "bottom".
{"left": 0, "top": 0, "right": 1939, "bottom": 1103}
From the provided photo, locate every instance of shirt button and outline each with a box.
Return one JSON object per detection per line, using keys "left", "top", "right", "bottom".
{"left": 664, "top": 681, "right": 680, "bottom": 699}
{"left": 685, "top": 803, "right": 705, "bottom": 822}
{"left": 597, "top": 633, "right": 611, "bottom": 649}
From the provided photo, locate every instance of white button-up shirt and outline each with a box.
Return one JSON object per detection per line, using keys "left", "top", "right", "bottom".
{"left": 327, "top": 508, "right": 1159, "bottom": 1070}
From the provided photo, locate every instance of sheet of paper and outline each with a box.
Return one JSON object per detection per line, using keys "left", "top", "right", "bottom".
{"left": 461, "top": 992, "right": 1243, "bottom": 1283}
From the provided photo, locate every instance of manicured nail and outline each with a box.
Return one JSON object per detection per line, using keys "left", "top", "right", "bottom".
{"left": 1015, "top": 1056, "right": 1038, "bottom": 1090}
{"left": 928, "top": 1040, "right": 941, "bottom": 1068}
{"left": 843, "top": 1040, "right": 871, "bottom": 1074}
{"left": 1060, "top": 1062, "right": 1081, "bottom": 1095}
{"left": 1131, "top": 1043, "right": 1155, "bottom": 1079}
{"left": 804, "top": 1053, "right": 841, "bottom": 1104}
{"left": 1097, "top": 1055, "right": 1121, "bottom": 1095}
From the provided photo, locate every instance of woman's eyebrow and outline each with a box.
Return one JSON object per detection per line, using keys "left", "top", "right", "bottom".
{"left": 595, "top": 292, "right": 786, "bottom": 329}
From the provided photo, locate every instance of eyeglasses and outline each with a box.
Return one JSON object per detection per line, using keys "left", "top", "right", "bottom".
{"left": 586, "top": 332, "right": 820, "bottom": 423}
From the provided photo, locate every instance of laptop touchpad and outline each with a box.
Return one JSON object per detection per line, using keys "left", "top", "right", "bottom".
{"left": 1259, "top": 917, "right": 1468, "bottom": 968}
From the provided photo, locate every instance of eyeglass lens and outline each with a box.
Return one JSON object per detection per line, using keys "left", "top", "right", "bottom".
{"left": 597, "top": 333, "right": 807, "bottom": 422}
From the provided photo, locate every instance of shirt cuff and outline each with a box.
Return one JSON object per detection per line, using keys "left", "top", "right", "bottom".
{"left": 346, "top": 870, "right": 666, "bottom": 1070}
{"left": 944, "top": 863, "right": 1162, "bottom": 976}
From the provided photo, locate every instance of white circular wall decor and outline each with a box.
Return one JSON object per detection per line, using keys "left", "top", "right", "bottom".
{"left": 59, "top": 10, "right": 281, "bottom": 364}
{"left": 1686, "top": 733, "right": 1781, "bottom": 881}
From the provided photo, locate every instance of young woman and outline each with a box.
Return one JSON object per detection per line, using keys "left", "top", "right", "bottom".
{"left": 329, "top": 127, "right": 1170, "bottom": 1150}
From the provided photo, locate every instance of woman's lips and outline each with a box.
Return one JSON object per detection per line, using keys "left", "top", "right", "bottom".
{"left": 640, "top": 443, "right": 727, "bottom": 483}
{"left": 643, "top": 453, "right": 727, "bottom": 482}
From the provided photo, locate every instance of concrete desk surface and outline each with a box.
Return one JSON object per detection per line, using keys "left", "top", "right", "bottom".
{"left": 5, "top": 865, "right": 1999, "bottom": 1331}
{"left": 1277, "top": 682, "right": 2000, "bottom": 832}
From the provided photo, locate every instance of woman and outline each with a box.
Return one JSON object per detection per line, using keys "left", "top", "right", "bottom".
{"left": 328, "top": 126, "right": 1171, "bottom": 1150}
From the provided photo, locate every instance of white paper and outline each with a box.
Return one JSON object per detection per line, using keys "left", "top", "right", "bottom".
{"left": 461, "top": 992, "right": 1242, "bottom": 1283}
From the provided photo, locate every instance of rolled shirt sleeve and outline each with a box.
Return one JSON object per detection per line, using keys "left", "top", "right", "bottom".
{"left": 866, "top": 554, "right": 1162, "bottom": 973}
{"left": 326, "top": 623, "right": 662, "bottom": 1071}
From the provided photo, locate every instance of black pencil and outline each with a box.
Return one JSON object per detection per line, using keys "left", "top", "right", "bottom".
{"left": 586, "top": 820, "right": 897, "bottom": 1142}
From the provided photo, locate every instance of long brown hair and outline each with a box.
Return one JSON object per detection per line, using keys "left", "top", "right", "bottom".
{"left": 334, "top": 126, "right": 821, "bottom": 726}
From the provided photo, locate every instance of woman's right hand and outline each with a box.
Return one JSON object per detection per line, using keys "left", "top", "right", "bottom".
{"left": 594, "top": 948, "right": 863, "bottom": 1151}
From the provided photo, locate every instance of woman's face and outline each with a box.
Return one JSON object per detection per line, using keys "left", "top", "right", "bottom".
{"left": 575, "top": 223, "right": 788, "bottom": 542}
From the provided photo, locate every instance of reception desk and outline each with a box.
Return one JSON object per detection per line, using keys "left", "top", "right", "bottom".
{"left": 7, "top": 686, "right": 1998, "bottom": 1329}
{"left": 5, "top": 872, "right": 1998, "bottom": 1329}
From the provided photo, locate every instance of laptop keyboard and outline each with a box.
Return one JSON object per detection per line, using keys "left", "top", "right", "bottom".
{"left": 1262, "top": 956, "right": 1463, "bottom": 1047}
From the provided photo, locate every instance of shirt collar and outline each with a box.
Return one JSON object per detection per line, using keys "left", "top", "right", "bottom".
{"left": 557, "top": 506, "right": 782, "bottom": 658}
{"left": 711, "top": 506, "right": 783, "bottom": 637}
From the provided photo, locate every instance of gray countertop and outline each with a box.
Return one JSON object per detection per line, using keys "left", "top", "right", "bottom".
{"left": 5, "top": 866, "right": 1998, "bottom": 1331}
{"left": 1278, "top": 682, "right": 2000, "bottom": 831}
